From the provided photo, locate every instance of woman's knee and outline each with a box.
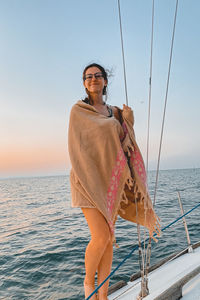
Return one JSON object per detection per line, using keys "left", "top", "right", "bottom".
{"left": 82, "top": 208, "right": 112, "bottom": 245}
{"left": 91, "top": 229, "right": 111, "bottom": 248}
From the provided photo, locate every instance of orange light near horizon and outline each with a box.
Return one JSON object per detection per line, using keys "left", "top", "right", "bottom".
{"left": 0, "top": 143, "right": 70, "bottom": 173}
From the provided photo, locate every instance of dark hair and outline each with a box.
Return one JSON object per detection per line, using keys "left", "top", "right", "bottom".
{"left": 82, "top": 63, "right": 108, "bottom": 96}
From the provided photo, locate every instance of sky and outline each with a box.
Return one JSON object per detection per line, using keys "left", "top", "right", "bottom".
{"left": 1, "top": 0, "right": 200, "bottom": 178}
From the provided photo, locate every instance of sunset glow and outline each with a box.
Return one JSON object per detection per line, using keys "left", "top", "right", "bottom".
{"left": 1, "top": 1, "right": 200, "bottom": 178}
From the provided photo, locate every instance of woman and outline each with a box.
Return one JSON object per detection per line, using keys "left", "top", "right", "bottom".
{"left": 68, "top": 63, "right": 160, "bottom": 300}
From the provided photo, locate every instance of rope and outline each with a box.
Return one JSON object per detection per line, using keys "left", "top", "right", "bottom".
{"left": 86, "top": 201, "right": 200, "bottom": 299}
{"left": 117, "top": 0, "right": 129, "bottom": 106}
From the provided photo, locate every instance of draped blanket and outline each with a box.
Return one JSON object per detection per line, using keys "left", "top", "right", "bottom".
{"left": 68, "top": 100, "right": 160, "bottom": 242}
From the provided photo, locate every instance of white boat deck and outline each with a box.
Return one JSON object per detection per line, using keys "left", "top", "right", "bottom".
{"left": 181, "top": 273, "right": 200, "bottom": 299}
{"left": 108, "top": 246, "right": 200, "bottom": 300}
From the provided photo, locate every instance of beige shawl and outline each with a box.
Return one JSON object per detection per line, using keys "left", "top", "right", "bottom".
{"left": 68, "top": 100, "right": 160, "bottom": 242}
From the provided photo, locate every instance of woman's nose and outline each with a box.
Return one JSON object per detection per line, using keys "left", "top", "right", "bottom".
{"left": 91, "top": 75, "right": 97, "bottom": 81}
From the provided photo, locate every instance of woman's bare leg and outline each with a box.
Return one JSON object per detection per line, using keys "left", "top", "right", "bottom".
{"left": 97, "top": 240, "right": 113, "bottom": 300}
{"left": 81, "top": 208, "right": 112, "bottom": 300}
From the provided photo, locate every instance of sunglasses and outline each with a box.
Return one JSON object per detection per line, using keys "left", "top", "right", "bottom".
{"left": 84, "top": 72, "right": 104, "bottom": 81}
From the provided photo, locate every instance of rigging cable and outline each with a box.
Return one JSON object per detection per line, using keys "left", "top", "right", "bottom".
{"left": 146, "top": 0, "right": 155, "bottom": 177}
{"left": 153, "top": 0, "right": 179, "bottom": 207}
{"left": 135, "top": 202, "right": 146, "bottom": 297}
{"left": 141, "top": 1, "right": 155, "bottom": 296}
{"left": 117, "top": 1, "right": 147, "bottom": 296}
{"left": 117, "top": 0, "right": 129, "bottom": 106}
{"left": 145, "top": 0, "right": 179, "bottom": 285}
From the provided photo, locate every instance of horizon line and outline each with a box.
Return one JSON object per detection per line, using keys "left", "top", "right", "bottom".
{"left": 0, "top": 166, "right": 199, "bottom": 180}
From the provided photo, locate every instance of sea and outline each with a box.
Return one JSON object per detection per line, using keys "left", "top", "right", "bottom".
{"left": 0, "top": 168, "right": 200, "bottom": 300}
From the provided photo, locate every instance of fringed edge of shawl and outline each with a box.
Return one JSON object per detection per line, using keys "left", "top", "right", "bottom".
{"left": 118, "top": 175, "right": 161, "bottom": 242}
{"left": 118, "top": 139, "right": 161, "bottom": 242}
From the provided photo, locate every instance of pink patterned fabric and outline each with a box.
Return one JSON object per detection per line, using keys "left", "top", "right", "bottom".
{"left": 106, "top": 148, "right": 127, "bottom": 233}
{"left": 120, "top": 122, "right": 128, "bottom": 142}
{"left": 122, "top": 121, "right": 147, "bottom": 187}
{"left": 130, "top": 148, "right": 147, "bottom": 187}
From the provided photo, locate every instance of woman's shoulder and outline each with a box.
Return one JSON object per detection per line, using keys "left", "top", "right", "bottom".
{"left": 71, "top": 100, "right": 88, "bottom": 111}
{"left": 110, "top": 105, "right": 122, "bottom": 123}
{"left": 69, "top": 101, "right": 82, "bottom": 117}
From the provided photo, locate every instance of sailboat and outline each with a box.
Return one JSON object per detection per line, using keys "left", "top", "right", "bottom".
{"left": 108, "top": 245, "right": 200, "bottom": 299}
{"left": 108, "top": 219, "right": 200, "bottom": 299}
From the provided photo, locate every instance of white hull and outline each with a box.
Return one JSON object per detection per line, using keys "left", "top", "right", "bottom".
{"left": 108, "top": 243, "right": 200, "bottom": 300}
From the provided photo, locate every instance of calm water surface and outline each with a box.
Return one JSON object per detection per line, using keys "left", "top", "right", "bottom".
{"left": 0, "top": 168, "right": 200, "bottom": 299}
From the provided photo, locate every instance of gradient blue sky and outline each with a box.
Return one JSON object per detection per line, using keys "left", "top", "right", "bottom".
{"left": 1, "top": 0, "right": 200, "bottom": 178}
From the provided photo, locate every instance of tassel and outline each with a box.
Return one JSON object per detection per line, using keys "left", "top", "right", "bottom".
{"left": 126, "top": 177, "right": 134, "bottom": 190}
{"left": 113, "top": 238, "right": 119, "bottom": 248}
{"left": 119, "top": 208, "right": 126, "bottom": 215}
{"left": 122, "top": 191, "right": 129, "bottom": 204}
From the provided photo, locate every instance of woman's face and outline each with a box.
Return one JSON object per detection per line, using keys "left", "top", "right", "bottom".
{"left": 83, "top": 67, "right": 107, "bottom": 96}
